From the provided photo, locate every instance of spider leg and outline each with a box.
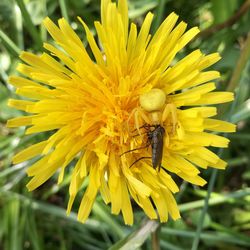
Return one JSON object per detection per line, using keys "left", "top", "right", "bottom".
{"left": 132, "top": 108, "right": 151, "bottom": 136}
{"left": 162, "top": 103, "right": 177, "bottom": 133}
{"left": 131, "top": 130, "right": 148, "bottom": 138}
{"left": 128, "top": 107, "right": 153, "bottom": 136}
{"left": 134, "top": 108, "right": 141, "bottom": 135}
{"left": 138, "top": 108, "right": 151, "bottom": 125}
{"left": 164, "top": 130, "right": 170, "bottom": 147}
{"left": 126, "top": 107, "right": 137, "bottom": 136}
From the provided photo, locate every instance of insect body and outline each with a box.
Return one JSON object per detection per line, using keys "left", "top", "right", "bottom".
{"left": 124, "top": 124, "right": 165, "bottom": 171}
{"left": 148, "top": 125, "right": 165, "bottom": 171}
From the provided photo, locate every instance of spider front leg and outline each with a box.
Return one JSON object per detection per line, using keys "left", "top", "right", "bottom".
{"left": 126, "top": 107, "right": 137, "bottom": 136}
{"left": 162, "top": 103, "right": 177, "bottom": 133}
{"left": 130, "top": 107, "right": 151, "bottom": 136}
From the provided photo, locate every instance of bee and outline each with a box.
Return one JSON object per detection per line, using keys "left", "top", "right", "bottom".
{"left": 122, "top": 88, "right": 177, "bottom": 171}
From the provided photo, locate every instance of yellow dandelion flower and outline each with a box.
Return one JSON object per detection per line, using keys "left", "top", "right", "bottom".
{"left": 7, "top": 0, "right": 236, "bottom": 225}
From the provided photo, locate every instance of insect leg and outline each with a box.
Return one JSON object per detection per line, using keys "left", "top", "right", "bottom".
{"left": 130, "top": 157, "right": 151, "bottom": 168}
{"left": 157, "top": 165, "right": 162, "bottom": 172}
{"left": 120, "top": 142, "right": 151, "bottom": 156}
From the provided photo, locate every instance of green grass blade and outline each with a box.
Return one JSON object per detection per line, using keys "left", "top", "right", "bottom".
{"left": 40, "top": 0, "right": 47, "bottom": 41}
{"left": 191, "top": 168, "right": 218, "bottom": 250}
{"left": 152, "top": 0, "right": 168, "bottom": 33}
{"left": 179, "top": 188, "right": 250, "bottom": 211}
{"left": 161, "top": 240, "right": 185, "bottom": 250}
{"left": 26, "top": 209, "right": 42, "bottom": 250}
{"left": 162, "top": 228, "right": 250, "bottom": 247}
{"left": 191, "top": 47, "right": 245, "bottom": 249}
{"left": 0, "top": 28, "right": 21, "bottom": 56}
{"left": 59, "top": 0, "right": 69, "bottom": 21}
{"left": 13, "top": 3, "right": 24, "bottom": 49}
{"left": 231, "top": 99, "right": 250, "bottom": 122}
{"left": 93, "top": 203, "right": 125, "bottom": 239}
{"left": 8, "top": 197, "right": 21, "bottom": 250}
{"left": 0, "top": 189, "right": 108, "bottom": 232}
{"left": 15, "top": 0, "right": 43, "bottom": 50}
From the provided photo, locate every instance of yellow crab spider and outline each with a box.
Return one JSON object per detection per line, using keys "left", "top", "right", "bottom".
{"left": 124, "top": 88, "right": 178, "bottom": 170}
{"left": 138, "top": 88, "right": 177, "bottom": 131}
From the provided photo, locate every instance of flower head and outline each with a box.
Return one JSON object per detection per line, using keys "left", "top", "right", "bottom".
{"left": 7, "top": 0, "right": 235, "bottom": 225}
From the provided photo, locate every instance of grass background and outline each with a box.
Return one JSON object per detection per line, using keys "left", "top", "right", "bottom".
{"left": 0, "top": 0, "right": 250, "bottom": 249}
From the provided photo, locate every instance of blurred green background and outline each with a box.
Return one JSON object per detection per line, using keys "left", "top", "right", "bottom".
{"left": 0, "top": 0, "right": 250, "bottom": 249}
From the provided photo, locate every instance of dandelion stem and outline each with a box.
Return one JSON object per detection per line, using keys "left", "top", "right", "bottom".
{"left": 152, "top": 225, "right": 160, "bottom": 250}
{"left": 109, "top": 219, "right": 159, "bottom": 250}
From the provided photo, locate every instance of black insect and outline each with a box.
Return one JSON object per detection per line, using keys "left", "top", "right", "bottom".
{"left": 121, "top": 124, "right": 165, "bottom": 171}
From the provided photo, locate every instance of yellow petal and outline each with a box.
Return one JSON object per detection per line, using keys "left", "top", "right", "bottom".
{"left": 8, "top": 76, "right": 41, "bottom": 88}
{"left": 7, "top": 115, "right": 34, "bottom": 127}
{"left": 78, "top": 17, "right": 105, "bottom": 66}
{"left": 27, "top": 157, "right": 64, "bottom": 191}
{"left": 121, "top": 177, "right": 133, "bottom": 225}
{"left": 204, "top": 119, "right": 236, "bottom": 132}
{"left": 8, "top": 99, "right": 34, "bottom": 111}
{"left": 13, "top": 140, "right": 48, "bottom": 164}
{"left": 188, "top": 92, "right": 234, "bottom": 105}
